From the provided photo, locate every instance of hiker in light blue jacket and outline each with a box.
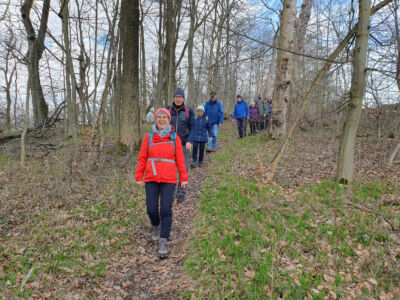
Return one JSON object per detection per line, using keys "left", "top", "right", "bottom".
{"left": 232, "top": 95, "right": 249, "bottom": 138}
{"left": 204, "top": 91, "right": 224, "bottom": 152}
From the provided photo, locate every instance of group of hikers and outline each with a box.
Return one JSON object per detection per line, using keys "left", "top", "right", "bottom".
{"left": 135, "top": 88, "right": 272, "bottom": 258}
{"left": 232, "top": 94, "right": 272, "bottom": 138}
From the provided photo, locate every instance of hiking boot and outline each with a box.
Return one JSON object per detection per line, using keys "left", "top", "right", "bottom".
{"left": 177, "top": 195, "right": 185, "bottom": 203}
{"left": 158, "top": 238, "right": 168, "bottom": 258}
{"left": 198, "top": 161, "right": 203, "bottom": 167}
{"left": 206, "top": 148, "right": 212, "bottom": 153}
{"left": 191, "top": 161, "right": 197, "bottom": 168}
{"left": 151, "top": 225, "right": 160, "bottom": 242}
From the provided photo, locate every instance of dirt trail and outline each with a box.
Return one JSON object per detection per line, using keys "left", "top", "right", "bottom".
{"left": 106, "top": 148, "right": 218, "bottom": 300}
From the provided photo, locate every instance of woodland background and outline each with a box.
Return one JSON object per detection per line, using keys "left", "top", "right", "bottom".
{"left": 0, "top": 0, "right": 400, "bottom": 298}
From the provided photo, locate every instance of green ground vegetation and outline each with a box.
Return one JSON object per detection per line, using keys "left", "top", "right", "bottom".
{"left": 185, "top": 130, "right": 400, "bottom": 299}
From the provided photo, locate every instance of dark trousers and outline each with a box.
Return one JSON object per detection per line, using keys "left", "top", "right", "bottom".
{"left": 192, "top": 141, "right": 206, "bottom": 163}
{"left": 145, "top": 182, "right": 176, "bottom": 240}
{"left": 258, "top": 116, "right": 265, "bottom": 130}
{"left": 249, "top": 121, "right": 257, "bottom": 135}
{"left": 236, "top": 118, "right": 247, "bottom": 138}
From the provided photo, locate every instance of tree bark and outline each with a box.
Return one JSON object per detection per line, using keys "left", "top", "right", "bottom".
{"left": 166, "top": 0, "right": 176, "bottom": 101}
{"left": 263, "top": 28, "right": 279, "bottom": 99}
{"left": 21, "top": 68, "right": 32, "bottom": 168}
{"left": 20, "top": 0, "right": 50, "bottom": 126}
{"left": 119, "top": 0, "right": 141, "bottom": 151}
{"left": 337, "top": 0, "right": 372, "bottom": 183}
{"left": 269, "top": 0, "right": 296, "bottom": 139}
{"left": 61, "top": 0, "right": 78, "bottom": 145}
{"left": 388, "top": 141, "right": 400, "bottom": 166}
{"left": 291, "top": 0, "right": 312, "bottom": 115}
{"left": 187, "top": 0, "right": 196, "bottom": 107}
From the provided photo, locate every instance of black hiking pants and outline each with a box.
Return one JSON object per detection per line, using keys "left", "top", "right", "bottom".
{"left": 236, "top": 118, "right": 247, "bottom": 138}
{"left": 145, "top": 182, "right": 176, "bottom": 240}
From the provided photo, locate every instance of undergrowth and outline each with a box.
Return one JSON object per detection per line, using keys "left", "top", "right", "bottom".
{"left": 185, "top": 131, "right": 400, "bottom": 299}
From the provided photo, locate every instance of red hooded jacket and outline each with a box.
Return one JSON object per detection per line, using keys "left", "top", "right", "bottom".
{"left": 135, "top": 130, "right": 188, "bottom": 184}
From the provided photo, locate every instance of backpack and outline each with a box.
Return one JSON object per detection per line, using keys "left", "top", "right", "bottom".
{"left": 168, "top": 106, "right": 189, "bottom": 120}
{"left": 148, "top": 131, "right": 176, "bottom": 155}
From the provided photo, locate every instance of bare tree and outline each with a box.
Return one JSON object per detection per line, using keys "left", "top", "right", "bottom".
{"left": 60, "top": 0, "right": 78, "bottom": 145}
{"left": 0, "top": 35, "right": 16, "bottom": 132}
{"left": 119, "top": 0, "right": 141, "bottom": 150}
{"left": 337, "top": 0, "right": 372, "bottom": 183}
{"left": 269, "top": 0, "right": 296, "bottom": 139}
{"left": 20, "top": 0, "right": 50, "bottom": 126}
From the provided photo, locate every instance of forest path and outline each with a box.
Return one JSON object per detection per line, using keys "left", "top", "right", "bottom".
{"left": 113, "top": 130, "right": 236, "bottom": 300}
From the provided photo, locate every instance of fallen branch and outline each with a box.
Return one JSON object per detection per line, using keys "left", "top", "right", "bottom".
{"left": 343, "top": 201, "right": 399, "bottom": 233}
{"left": 0, "top": 101, "right": 65, "bottom": 145}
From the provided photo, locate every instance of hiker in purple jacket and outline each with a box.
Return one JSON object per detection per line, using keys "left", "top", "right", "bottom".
{"left": 249, "top": 101, "right": 261, "bottom": 136}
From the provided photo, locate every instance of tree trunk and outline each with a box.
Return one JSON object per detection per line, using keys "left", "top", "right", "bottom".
{"left": 166, "top": 0, "right": 175, "bottom": 101}
{"left": 337, "top": 0, "right": 371, "bottom": 183}
{"left": 119, "top": 0, "right": 141, "bottom": 151}
{"left": 388, "top": 141, "right": 400, "bottom": 166}
{"left": 20, "top": 0, "right": 50, "bottom": 126}
{"left": 140, "top": 3, "right": 148, "bottom": 123}
{"left": 187, "top": 0, "right": 196, "bottom": 107}
{"left": 263, "top": 28, "right": 278, "bottom": 99}
{"left": 393, "top": 0, "right": 400, "bottom": 90}
{"left": 291, "top": 0, "right": 313, "bottom": 111}
{"left": 61, "top": 0, "right": 78, "bottom": 145}
{"left": 96, "top": 0, "right": 119, "bottom": 150}
{"left": 21, "top": 69, "right": 32, "bottom": 168}
{"left": 269, "top": 0, "right": 296, "bottom": 139}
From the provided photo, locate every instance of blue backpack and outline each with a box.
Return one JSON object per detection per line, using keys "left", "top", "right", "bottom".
{"left": 148, "top": 131, "right": 177, "bottom": 155}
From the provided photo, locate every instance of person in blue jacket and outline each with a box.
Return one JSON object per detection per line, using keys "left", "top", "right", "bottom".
{"left": 232, "top": 95, "right": 249, "bottom": 138}
{"left": 165, "top": 88, "right": 195, "bottom": 203}
{"left": 204, "top": 91, "right": 224, "bottom": 152}
{"left": 191, "top": 105, "right": 215, "bottom": 168}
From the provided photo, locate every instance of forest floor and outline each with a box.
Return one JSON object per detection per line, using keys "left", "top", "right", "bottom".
{"left": 0, "top": 122, "right": 399, "bottom": 299}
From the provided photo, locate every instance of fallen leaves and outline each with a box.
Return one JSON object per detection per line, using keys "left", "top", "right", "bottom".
{"left": 217, "top": 248, "right": 226, "bottom": 262}
{"left": 244, "top": 268, "right": 255, "bottom": 280}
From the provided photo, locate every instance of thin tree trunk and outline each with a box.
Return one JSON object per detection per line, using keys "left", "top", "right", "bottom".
{"left": 21, "top": 70, "right": 32, "bottom": 168}
{"left": 393, "top": 0, "right": 400, "bottom": 90}
{"left": 140, "top": 3, "right": 148, "bottom": 122}
{"left": 269, "top": 0, "right": 296, "bottom": 139}
{"left": 337, "top": 0, "right": 372, "bottom": 183}
{"left": 92, "top": 0, "right": 99, "bottom": 130}
{"left": 61, "top": 0, "right": 78, "bottom": 146}
{"left": 187, "top": 0, "right": 196, "bottom": 107}
{"left": 388, "top": 141, "right": 400, "bottom": 166}
{"left": 96, "top": 0, "right": 119, "bottom": 150}
{"left": 166, "top": 0, "right": 175, "bottom": 101}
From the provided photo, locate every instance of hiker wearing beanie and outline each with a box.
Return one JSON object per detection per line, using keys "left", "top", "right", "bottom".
{"left": 135, "top": 108, "right": 188, "bottom": 258}
{"left": 249, "top": 101, "right": 261, "bottom": 136}
{"left": 191, "top": 105, "right": 215, "bottom": 168}
{"left": 232, "top": 95, "right": 249, "bottom": 138}
{"left": 204, "top": 91, "right": 224, "bottom": 152}
{"left": 165, "top": 88, "right": 195, "bottom": 203}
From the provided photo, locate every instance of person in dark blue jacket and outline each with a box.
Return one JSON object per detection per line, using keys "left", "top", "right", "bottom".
{"left": 191, "top": 105, "right": 215, "bottom": 168}
{"left": 232, "top": 95, "right": 249, "bottom": 138}
{"left": 204, "top": 91, "right": 224, "bottom": 152}
{"left": 165, "top": 88, "right": 195, "bottom": 203}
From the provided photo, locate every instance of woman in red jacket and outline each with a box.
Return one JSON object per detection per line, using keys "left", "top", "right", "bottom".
{"left": 135, "top": 108, "right": 188, "bottom": 258}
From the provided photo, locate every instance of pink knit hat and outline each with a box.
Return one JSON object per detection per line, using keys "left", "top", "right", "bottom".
{"left": 154, "top": 108, "right": 171, "bottom": 121}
